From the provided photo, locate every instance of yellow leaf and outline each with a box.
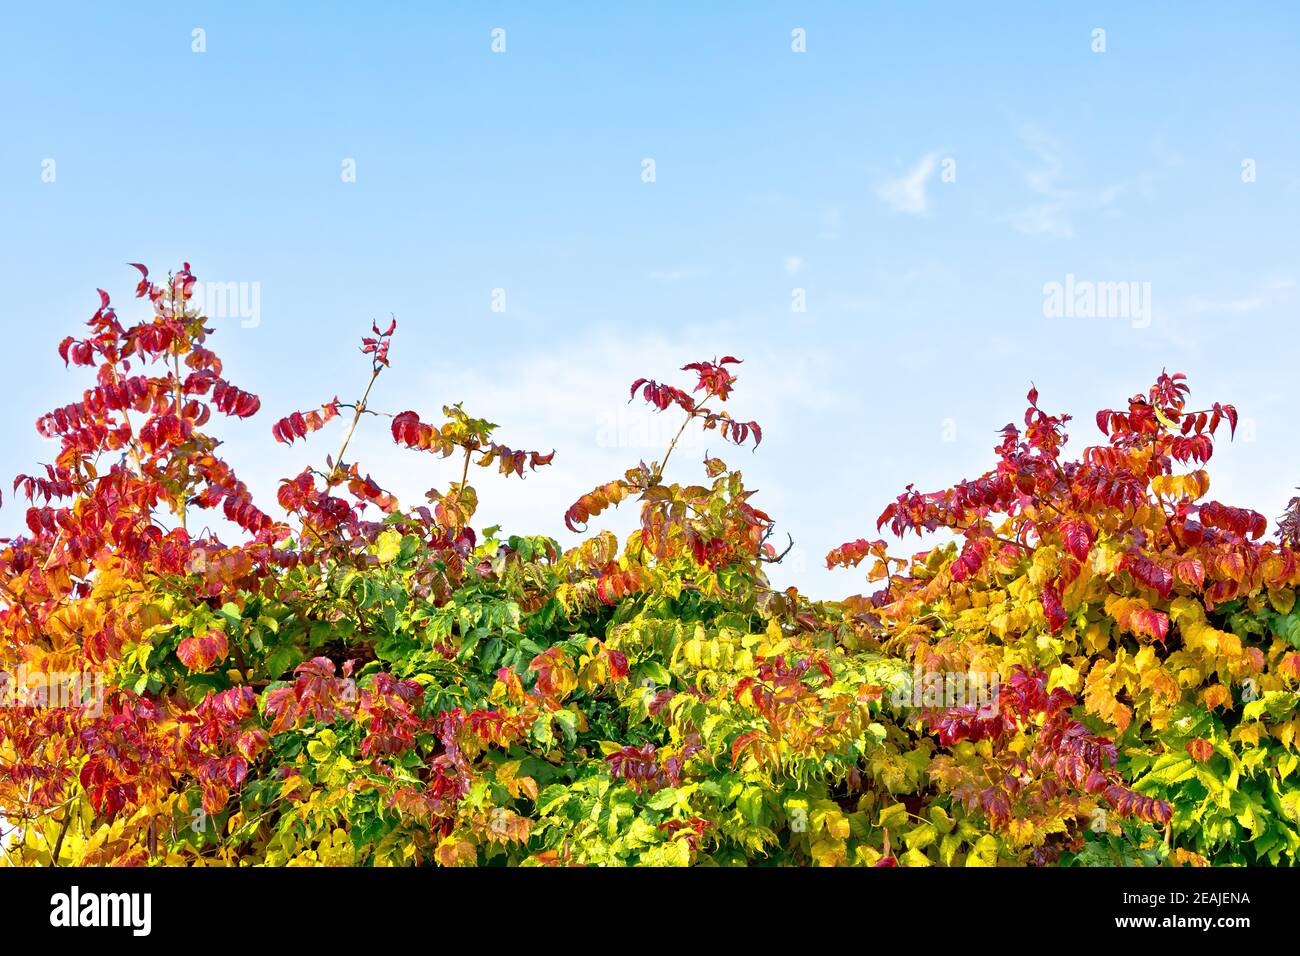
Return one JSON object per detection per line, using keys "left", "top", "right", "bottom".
{"left": 375, "top": 529, "right": 402, "bottom": 565}
{"left": 1141, "top": 666, "right": 1180, "bottom": 704}
{"left": 965, "top": 834, "right": 1001, "bottom": 867}
{"left": 435, "top": 836, "right": 478, "bottom": 867}
{"left": 1048, "top": 663, "right": 1081, "bottom": 694}
{"left": 1084, "top": 661, "right": 1132, "bottom": 733}
{"left": 810, "top": 838, "right": 847, "bottom": 866}
{"left": 1270, "top": 589, "right": 1296, "bottom": 615}
{"left": 1232, "top": 722, "right": 1264, "bottom": 747}
{"left": 877, "top": 803, "right": 909, "bottom": 830}
{"left": 940, "top": 833, "right": 961, "bottom": 866}
{"left": 1278, "top": 720, "right": 1298, "bottom": 752}
{"left": 1082, "top": 622, "right": 1110, "bottom": 655}
{"left": 904, "top": 821, "right": 937, "bottom": 851}
{"left": 1202, "top": 685, "right": 1231, "bottom": 710}
{"left": 1169, "top": 597, "right": 1204, "bottom": 625}
{"left": 1005, "top": 816, "right": 1037, "bottom": 847}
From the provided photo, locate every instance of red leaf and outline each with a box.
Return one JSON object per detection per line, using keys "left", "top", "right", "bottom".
{"left": 177, "top": 629, "right": 229, "bottom": 672}
{"left": 1186, "top": 738, "right": 1213, "bottom": 763}
{"left": 1060, "top": 520, "right": 1093, "bottom": 562}
{"left": 1040, "top": 584, "right": 1067, "bottom": 632}
{"left": 730, "top": 731, "right": 760, "bottom": 767}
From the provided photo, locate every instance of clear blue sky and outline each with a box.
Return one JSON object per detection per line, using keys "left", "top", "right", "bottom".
{"left": 2, "top": 2, "right": 1298, "bottom": 597}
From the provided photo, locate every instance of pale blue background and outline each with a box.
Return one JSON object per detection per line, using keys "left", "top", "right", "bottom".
{"left": 2, "top": 2, "right": 1297, "bottom": 596}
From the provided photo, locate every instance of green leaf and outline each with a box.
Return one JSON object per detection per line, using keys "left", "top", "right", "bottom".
{"left": 553, "top": 709, "right": 579, "bottom": 746}
{"left": 1134, "top": 750, "right": 1197, "bottom": 788}
{"left": 646, "top": 788, "right": 677, "bottom": 810}
{"left": 929, "top": 806, "right": 955, "bottom": 835}
{"left": 877, "top": 803, "right": 909, "bottom": 830}
{"left": 738, "top": 787, "right": 765, "bottom": 825}
{"left": 265, "top": 643, "right": 303, "bottom": 679}
{"left": 905, "top": 822, "right": 937, "bottom": 851}
{"left": 638, "top": 661, "right": 672, "bottom": 687}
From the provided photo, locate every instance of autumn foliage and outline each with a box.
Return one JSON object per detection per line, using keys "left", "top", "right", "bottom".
{"left": 2, "top": 263, "right": 1299, "bottom": 867}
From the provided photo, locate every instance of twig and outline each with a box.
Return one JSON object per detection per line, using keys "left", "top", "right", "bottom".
{"left": 760, "top": 533, "right": 796, "bottom": 564}
{"left": 332, "top": 365, "right": 383, "bottom": 484}
{"left": 49, "top": 809, "right": 73, "bottom": 866}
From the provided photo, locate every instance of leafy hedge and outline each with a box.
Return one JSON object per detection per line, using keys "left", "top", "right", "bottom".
{"left": 2, "top": 263, "right": 1298, "bottom": 867}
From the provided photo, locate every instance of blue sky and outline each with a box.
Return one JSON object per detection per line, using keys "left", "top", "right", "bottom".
{"left": 1, "top": 2, "right": 1298, "bottom": 597}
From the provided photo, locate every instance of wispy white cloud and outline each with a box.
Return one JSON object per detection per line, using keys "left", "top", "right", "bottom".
{"left": 1142, "top": 276, "right": 1297, "bottom": 353}
{"left": 876, "top": 151, "right": 942, "bottom": 215}
{"left": 1184, "top": 277, "right": 1296, "bottom": 316}
{"left": 1006, "top": 124, "right": 1171, "bottom": 239}
{"left": 1006, "top": 125, "right": 1076, "bottom": 237}
{"left": 783, "top": 256, "right": 804, "bottom": 275}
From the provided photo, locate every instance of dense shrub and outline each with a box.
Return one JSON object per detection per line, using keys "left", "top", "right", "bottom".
{"left": 1, "top": 263, "right": 1297, "bottom": 866}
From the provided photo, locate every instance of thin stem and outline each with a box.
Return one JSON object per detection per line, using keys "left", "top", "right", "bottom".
{"left": 337, "top": 403, "right": 393, "bottom": 419}
{"left": 231, "top": 639, "right": 250, "bottom": 684}
{"left": 117, "top": 405, "right": 146, "bottom": 476}
{"left": 332, "top": 366, "right": 382, "bottom": 485}
{"left": 49, "top": 809, "right": 73, "bottom": 866}
{"left": 172, "top": 349, "right": 187, "bottom": 531}
{"left": 759, "top": 532, "right": 796, "bottom": 564}
{"left": 654, "top": 410, "right": 695, "bottom": 482}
